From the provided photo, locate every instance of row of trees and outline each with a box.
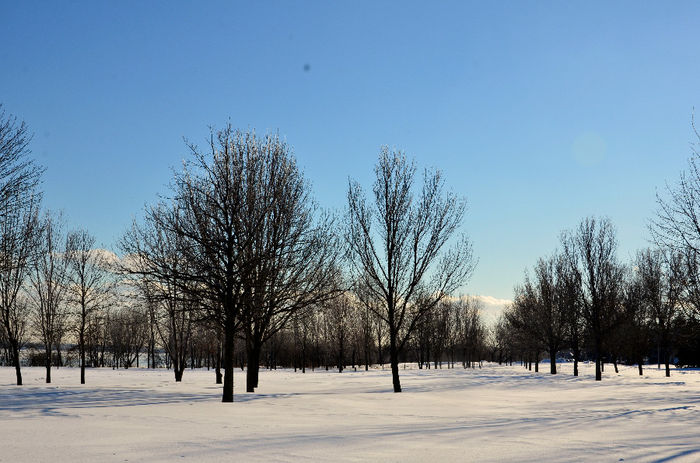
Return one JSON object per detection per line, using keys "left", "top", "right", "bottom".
{"left": 119, "top": 130, "right": 477, "bottom": 400}
{"left": 0, "top": 104, "right": 116, "bottom": 386}
{"left": 2, "top": 288, "right": 490, "bottom": 376}
{"left": 0, "top": 110, "right": 482, "bottom": 400}
{"left": 4, "top": 103, "right": 699, "bottom": 398}
{"left": 494, "top": 125, "right": 700, "bottom": 380}
{"left": 501, "top": 216, "right": 700, "bottom": 380}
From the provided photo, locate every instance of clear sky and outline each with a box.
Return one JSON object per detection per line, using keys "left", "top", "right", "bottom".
{"left": 2, "top": 1, "right": 700, "bottom": 313}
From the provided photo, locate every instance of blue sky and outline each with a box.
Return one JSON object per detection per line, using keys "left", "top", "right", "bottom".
{"left": 2, "top": 1, "right": 699, "bottom": 307}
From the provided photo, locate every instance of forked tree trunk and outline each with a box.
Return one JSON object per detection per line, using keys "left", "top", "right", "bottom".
{"left": 175, "top": 356, "right": 185, "bottom": 382}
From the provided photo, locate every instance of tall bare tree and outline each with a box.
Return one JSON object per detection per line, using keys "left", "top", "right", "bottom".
{"left": 232, "top": 136, "right": 342, "bottom": 392}
{"left": 123, "top": 127, "right": 337, "bottom": 401}
{"left": 562, "top": 217, "right": 624, "bottom": 381}
{"left": 621, "top": 262, "right": 651, "bottom": 376}
{"left": 29, "top": 211, "right": 70, "bottom": 383}
{"left": 65, "top": 229, "right": 115, "bottom": 384}
{"left": 636, "top": 248, "right": 684, "bottom": 377}
{"left": 122, "top": 138, "right": 245, "bottom": 400}
{"left": 556, "top": 248, "right": 584, "bottom": 376}
{"left": 0, "top": 105, "right": 43, "bottom": 385}
{"left": 346, "top": 148, "right": 475, "bottom": 392}
{"left": 456, "top": 296, "right": 485, "bottom": 369}
{"left": 121, "top": 203, "right": 197, "bottom": 382}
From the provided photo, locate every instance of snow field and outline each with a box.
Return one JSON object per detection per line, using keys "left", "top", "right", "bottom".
{"left": 0, "top": 363, "right": 698, "bottom": 462}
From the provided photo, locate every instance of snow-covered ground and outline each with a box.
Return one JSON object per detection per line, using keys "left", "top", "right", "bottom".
{"left": 1, "top": 362, "right": 698, "bottom": 463}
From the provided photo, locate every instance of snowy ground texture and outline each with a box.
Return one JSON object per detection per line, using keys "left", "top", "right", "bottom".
{"left": 1, "top": 363, "right": 698, "bottom": 463}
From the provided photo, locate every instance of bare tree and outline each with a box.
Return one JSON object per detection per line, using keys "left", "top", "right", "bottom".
{"left": 492, "top": 312, "right": 514, "bottom": 366}
{"left": 121, "top": 204, "right": 196, "bottom": 382}
{"left": 636, "top": 248, "right": 684, "bottom": 377}
{"left": 556, "top": 248, "right": 584, "bottom": 376}
{"left": 29, "top": 211, "right": 70, "bottom": 383}
{"left": 0, "top": 197, "right": 41, "bottom": 386}
{"left": 651, "top": 121, "right": 700, "bottom": 256}
{"left": 621, "top": 263, "right": 650, "bottom": 376}
{"left": 122, "top": 138, "right": 244, "bottom": 400}
{"left": 108, "top": 305, "right": 149, "bottom": 368}
{"left": 65, "top": 229, "right": 115, "bottom": 384}
{"left": 508, "top": 256, "right": 568, "bottom": 374}
{"left": 124, "top": 127, "right": 339, "bottom": 401}
{"left": 323, "top": 292, "right": 352, "bottom": 373}
{"left": 563, "top": 217, "right": 624, "bottom": 381}
{"left": 456, "top": 296, "right": 485, "bottom": 369}
{"left": 346, "top": 148, "right": 475, "bottom": 392}
{"left": 0, "top": 105, "right": 43, "bottom": 385}
{"left": 232, "top": 134, "right": 342, "bottom": 393}
{"left": 0, "top": 105, "right": 43, "bottom": 210}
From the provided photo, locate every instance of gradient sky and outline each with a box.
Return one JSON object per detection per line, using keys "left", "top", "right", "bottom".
{"left": 2, "top": 1, "right": 700, "bottom": 313}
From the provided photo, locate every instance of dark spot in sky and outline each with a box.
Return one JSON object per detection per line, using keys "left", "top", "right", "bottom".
{"left": 303, "top": 64, "right": 310, "bottom": 72}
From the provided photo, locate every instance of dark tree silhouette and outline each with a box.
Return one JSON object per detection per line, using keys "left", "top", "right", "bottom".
{"left": 562, "top": 217, "right": 624, "bottom": 381}
{"left": 636, "top": 248, "right": 684, "bottom": 377}
{"left": 345, "top": 147, "right": 475, "bottom": 392}
{"left": 29, "top": 211, "right": 69, "bottom": 384}
{"left": 508, "top": 255, "right": 567, "bottom": 374}
{"left": 0, "top": 105, "right": 43, "bottom": 386}
{"left": 122, "top": 204, "right": 195, "bottom": 382}
{"left": 65, "top": 229, "right": 115, "bottom": 384}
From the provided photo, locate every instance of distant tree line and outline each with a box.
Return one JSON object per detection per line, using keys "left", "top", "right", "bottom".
{"left": 499, "top": 133, "right": 700, "bottom": 379}
{"left": 497, "top": 216, "right": 700, "bottom": 380}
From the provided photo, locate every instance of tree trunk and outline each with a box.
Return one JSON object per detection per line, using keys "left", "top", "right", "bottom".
{"left": 594, "top": 339, "right": 602, "bottom": 381}
{"left": 389, "top": 330, "right": 401, "bottom": 393}
{"left": 665, "top": 349, "right": 671, "bottom": 377}
{"left": 638, "top": 361, "right": 643, "bottom": 376}
{"left": 550, "top": 349, "right": 557, "bottom": 374}
{"left": 215, "top": 340, "right": 223, "bottom": 384}
{"left": 364, "top": 343, "right": 369, "bottom": 371}
{"left": 337, "top": 335, "right": 344, "bottom": 373}
{"left": 302, "top": 341, "right": 306, "bottom": 374}
{"left": 222, "top": 323, "right": 235, "bottom": 403}
{"left": 45, "top": 345, "right": 51, "bottom": 384}
{"left": 12, "top": 342, "right": 22, "bottom": 385}
{"left": 246, "top": 345, "right": 261, "bottom": 393}
{"left": 80, "top": 326, "right": 86, "bottom": 384}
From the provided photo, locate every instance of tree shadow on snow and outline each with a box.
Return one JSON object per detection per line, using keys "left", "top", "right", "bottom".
{"left": 0, "top": 386, "right": 220, "bottom": 417}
